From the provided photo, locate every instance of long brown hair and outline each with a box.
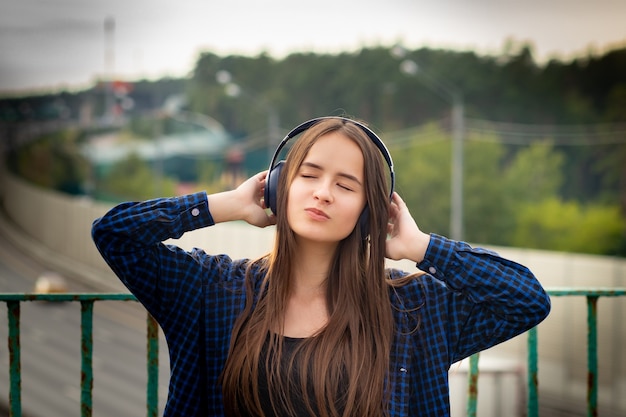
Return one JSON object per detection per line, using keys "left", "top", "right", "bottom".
{"left": 221, "top": 118, "right": 394, "bottom": 416}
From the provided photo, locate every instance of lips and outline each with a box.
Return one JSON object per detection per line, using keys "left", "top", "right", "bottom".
{"left": 305, "top": 207, "right": 330, "bottom": 220}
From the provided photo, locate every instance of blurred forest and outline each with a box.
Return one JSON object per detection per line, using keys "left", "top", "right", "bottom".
{"left": 1, "top": 42, "right": 625, "bottom": 255}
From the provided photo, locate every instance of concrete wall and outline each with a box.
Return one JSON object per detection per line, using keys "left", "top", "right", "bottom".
{"left": 2, "top": 169, "right": 625, "bottom": 415}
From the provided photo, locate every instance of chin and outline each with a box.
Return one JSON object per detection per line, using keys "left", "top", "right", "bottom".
{"left": 294, "top": 228, "right": 352, "bottom": 245}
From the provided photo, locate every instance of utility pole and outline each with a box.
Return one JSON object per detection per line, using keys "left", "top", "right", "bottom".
{"left": 104, "top": 16, "right": 115, "bottom": 124}
{"left": 450, "top": 94, "right": 464, "bottom": 241}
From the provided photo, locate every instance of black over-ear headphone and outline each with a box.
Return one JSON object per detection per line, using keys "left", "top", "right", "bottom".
{"left": 264, "top": 116, "right": 395, "bottom": 236}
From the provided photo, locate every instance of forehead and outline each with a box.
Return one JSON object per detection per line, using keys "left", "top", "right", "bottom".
{"left": 302, "top": 131, "right": 364, "bottom": 173}
{"left": 306, "top": 132, "right": 362, "bottom": 158}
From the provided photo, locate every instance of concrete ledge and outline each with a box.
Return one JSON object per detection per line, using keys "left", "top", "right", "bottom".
{"left": 0, "top": 202, "right": 126, "bottom": 293}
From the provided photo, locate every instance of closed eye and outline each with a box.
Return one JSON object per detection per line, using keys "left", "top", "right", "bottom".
{"left": 299, "top": 162, "right": 362, "bottom": 191}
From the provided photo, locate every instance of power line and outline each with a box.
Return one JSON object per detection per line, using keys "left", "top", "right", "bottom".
{"left": 385, "top": 118, "right": 626, "bottom": 147}
{"left": 386, "top": 126, "right": 449, "bottom": 149}
{"left": 465, "top": 118, "right": 626, "bottom": 146}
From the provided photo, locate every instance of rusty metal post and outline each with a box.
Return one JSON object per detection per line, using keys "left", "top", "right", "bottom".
{"left": 146, "top": 313, "right": 159, "bottom": 417}
{"left": 586, "top": 296, "right": 598, "bottom": 417}
{"left": 466, "top": 353, "right": 479, "bottom": 417}
{"left": 527, "top": 326, "right": 539, "bottom": 417}
{"left": 81, "top": 300, "right": 94, "bottom": 417}
{"left": 7, "top": 301, "right": 22, "bottom": 417}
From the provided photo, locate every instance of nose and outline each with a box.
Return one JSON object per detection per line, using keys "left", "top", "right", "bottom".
{"left": 313, "top": 180, "right": 333, "bottom": 203}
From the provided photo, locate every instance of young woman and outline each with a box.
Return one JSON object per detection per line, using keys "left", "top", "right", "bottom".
{"left": 92, "top": 116, "right": 550, "bottom": 417}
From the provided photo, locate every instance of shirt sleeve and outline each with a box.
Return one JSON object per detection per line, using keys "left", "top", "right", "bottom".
{"left": 414, "top": 233, "right": 551, "bottom": 363}
{"left": 91, "top": 192, "right": 225, "bottom": 326}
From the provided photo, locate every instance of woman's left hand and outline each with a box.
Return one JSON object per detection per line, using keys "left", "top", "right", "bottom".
{"left": 385, "top": 192, "right": 431, "bottom": 263}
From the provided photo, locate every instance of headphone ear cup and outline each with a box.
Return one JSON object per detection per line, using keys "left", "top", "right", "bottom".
{"left": 265, "top": 160, "right": 284, "bottom": 215}
{"left": 358, "top": 205, "right": 370, "bottom": 237}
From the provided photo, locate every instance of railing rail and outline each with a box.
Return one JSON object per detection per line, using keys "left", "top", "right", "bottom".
{"left": 3, "top": 288, "right": 626, "bottom": 417}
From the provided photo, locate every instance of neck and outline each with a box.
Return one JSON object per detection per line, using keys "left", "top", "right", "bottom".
{"left": 290, "top": 239, "right": 337, "bottom": 296}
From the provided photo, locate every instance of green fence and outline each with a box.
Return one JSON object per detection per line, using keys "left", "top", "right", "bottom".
{"left": 2, "top": 288, "right": 626, "bottom": 417}
{"left": 2, "top": 293, "right": 158, "bottom": 417}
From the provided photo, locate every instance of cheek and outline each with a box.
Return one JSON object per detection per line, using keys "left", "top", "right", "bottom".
{"left": 343, "top": 198, "right": 367, "bottom": 225}
{"left": 287, "top": 180, "right": 310, "bottom": 206}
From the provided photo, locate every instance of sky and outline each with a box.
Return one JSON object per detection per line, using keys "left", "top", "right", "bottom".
{"left": 0, "top": 0, "right": 624, "bottom": 95}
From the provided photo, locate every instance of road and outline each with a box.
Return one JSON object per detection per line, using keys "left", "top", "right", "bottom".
{"left": 0, "top": 230, "right": 170, "bottom": 417}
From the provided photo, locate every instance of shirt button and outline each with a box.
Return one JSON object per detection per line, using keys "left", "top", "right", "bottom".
{"left": 191, "top": 208, "right": 200, "bottom": 216}
{"left": 428, "top": 266, "right": 437, "bottom": 274}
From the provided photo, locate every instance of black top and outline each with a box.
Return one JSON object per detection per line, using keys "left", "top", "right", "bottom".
{"left": 240, "top": 335, "right": 347, "bottom": 416}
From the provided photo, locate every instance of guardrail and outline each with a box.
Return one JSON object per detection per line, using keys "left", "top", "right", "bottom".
{"left": 2, "top": 288, "right": 625, "bottom": 417}
{"left": 2, "top": 293, "right": 158, "bottom": 417}
{"left": 529, "top": 288, "right": 625, "bottom": 417}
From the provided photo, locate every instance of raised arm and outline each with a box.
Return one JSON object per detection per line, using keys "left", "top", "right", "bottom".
{"left": 386, "top": 192, "right": 551, "bottom": 362}
{"left": 91, "top": 172, "right": 275, "bottom": 321}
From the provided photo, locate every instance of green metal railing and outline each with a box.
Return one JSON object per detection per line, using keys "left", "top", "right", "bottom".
{"left": 2, "top": 293, "right": 159, "bottom": 417}
{"left": 2, "top": 288, "right": 626, "bottom": 417}
{"left": 466, "top": 287, "right": 626, "bottom": 417}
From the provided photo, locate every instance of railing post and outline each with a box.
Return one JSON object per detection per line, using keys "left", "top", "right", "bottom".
{"left": 80, "top": 300, "right": 94, "bottom": 417}
{"left": 7, "top": 301, "right": 22, "bottom": 417}
{"left": 527, "top": 326, "right": 539, "bottom": 417}
{"left": 146, "top": 313, "right": 159, "bottom": 417}
{"left": 586, "top": 296, "right": 598, "bottom": 417}
{"left": 466, "top": 353, "right": 479, "bottom": 417}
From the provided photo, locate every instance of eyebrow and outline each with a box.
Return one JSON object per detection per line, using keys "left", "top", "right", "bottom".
{"left": 301, "top": 162, "right": 363, "bottom": 185}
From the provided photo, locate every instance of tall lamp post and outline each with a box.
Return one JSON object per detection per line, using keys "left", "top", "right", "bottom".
{"left": 398, "top": 58, "right": 465, "bottom": 241}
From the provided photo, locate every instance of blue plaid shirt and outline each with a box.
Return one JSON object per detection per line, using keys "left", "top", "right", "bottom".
{"left": 92, "top": 192, "right": 550, "bottom": 417}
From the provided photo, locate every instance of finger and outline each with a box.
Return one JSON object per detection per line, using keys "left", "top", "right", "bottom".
{"left": 392, "top": 192, "right": 406, "bottom": 208}
{"left": 388, "top": 199, "right": 401, "bottom": 221}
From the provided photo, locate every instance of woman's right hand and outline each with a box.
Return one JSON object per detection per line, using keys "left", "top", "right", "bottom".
{"left": 208, "top": 171, "right": 276, "bottom": 227}
{"left": 235, "top": 171, "right": 276, "bottom": 227}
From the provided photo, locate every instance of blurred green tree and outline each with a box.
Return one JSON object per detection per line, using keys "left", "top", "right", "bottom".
{"left": 512, "top": 198, "right": 625, "bottom": 255}
{"left": 97, "top": 153, "right": 177, "bottom": 201}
